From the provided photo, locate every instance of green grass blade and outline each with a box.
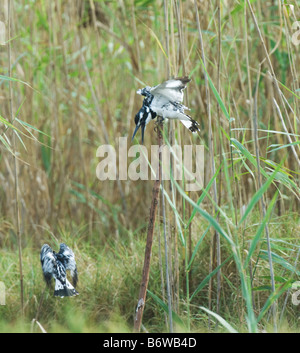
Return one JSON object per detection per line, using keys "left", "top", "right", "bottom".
{"left": 200, "top": 58, "right": 230, "bottom": 121}
{"left": 0, "top": 134, "right": 13, "bottom": 153}
{"left": 243, "top": 191, "right": 279, "bottom": 269}
{"left": 172, "top": 176, "right": 235, "bottom": 247}
{"left": 15, "top": 118, "right": 51, "bottom": 138}
{"left": 267, "top": 141, "right": 300, "bottom": 154}
{"left": 186, "top": 163, "right": 222, "bottom": 229}
{"left": 0, "top": 74, "right": 35, "bottom": 90}
{"left": 199, "top": 306, "right": 238, "bottom": 333}
{"left": 231, "top": 138, "right": 269, "bottom": 177}
{"left": 13, "top": 130, "right": 27, "bottom": 151}
{"left": 187, "top": 226, "right": 210, "bottom": 271}
{"left": 239, "top": 159, "right": 284, "bottom": 225}
{"left": 190, "top": 255, "right": 233, "bottom": 301}
{"left": 0, "top": 114, "right": 25, "bottom": 136}
{"left": 147, "top": 290, "right": 186, "bottom": 329}
{"left": 259, "top": 251, "right": 300, "bottom": 276}
{"left": 257, "top": 280, "right": 293, "bottom": 323}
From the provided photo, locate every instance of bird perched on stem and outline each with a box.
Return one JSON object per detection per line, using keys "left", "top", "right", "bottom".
{"left": 40, "top": 243, "right": 79, "bottom": 298}
{"left": 132, "top": 76, "right": 200, "bottom": 143}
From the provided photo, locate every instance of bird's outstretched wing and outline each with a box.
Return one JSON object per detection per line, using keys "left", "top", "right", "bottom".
{"left": 40, "top": 244, "right": 56, "bottom": 286}
{"left": 57, "top": 243, "right": 78, "bottom": 287}
{"left": 150, "top": 76, "right": 191, "bottom": 103}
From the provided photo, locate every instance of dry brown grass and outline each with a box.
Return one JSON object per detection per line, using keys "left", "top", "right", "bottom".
{"left": 0, "top": 0, "right": 299, "bottom": 332}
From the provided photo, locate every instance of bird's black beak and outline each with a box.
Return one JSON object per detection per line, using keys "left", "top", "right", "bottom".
{"left": 131, "top": 124, "right": 140, "bottom": 142}
{"left": 131, "top": 124, "right": 146, "bottom": 144}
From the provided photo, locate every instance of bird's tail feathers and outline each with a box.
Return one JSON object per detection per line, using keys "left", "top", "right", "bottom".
{"left": 54, "top": 278, "right": 79, "bottom": 298}
{"left": 180, "top": 117, "right": 200, "bottom": 133}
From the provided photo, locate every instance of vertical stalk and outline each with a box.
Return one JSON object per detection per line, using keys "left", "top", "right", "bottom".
{"left": 173, "top": 0, "right": 185, "bottom": 75}
{"left": 253, "top": 66, "right": 277, "bottom": 331}
{"left": 244, "top": 0, "right": 255, "bottom": 320}
{"left": 163, "top": 0, "right": 173, "bottom": 332}
{"left": 157, "top": 204, "right": 167, "bottom": 327}
{"left": 161, "top": 177, "right": 173, "bottom": 332}
{"left": 131, "top": 0, "right": 140, "bottom": 73}
{"left": 194, "top": 0, "right": 218, "bottom": 326}
{"left": 184, "top": 226, "right": 190, "bottom": 331}
{"left": 215, "top": 0, "right": 222, "bottom": 323}
{"left": 7, "top": 0, "right": 24, "bottom": 315}
{"left": 163, "top": 0, "right": 170, "bottom": 78}
{"left": 134, "top": 119, "right": 163, "bottom": 332}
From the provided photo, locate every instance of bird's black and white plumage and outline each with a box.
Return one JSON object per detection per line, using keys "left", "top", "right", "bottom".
{"left": 40, "top": 243, "right": 79, "bottom": 298}
{"left": 132, "top": 76, "right": 200, "bottom": 143}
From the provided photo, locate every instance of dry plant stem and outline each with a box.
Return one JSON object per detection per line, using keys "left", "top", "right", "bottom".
{"left": 273, "top": 98, "right": 300, "bottom": 167}
{"left": 244, "top": 3, "right": 254, "bottom": 145}
{"left": 215, "top": 0, "right": 222, "bottom": 322}
{"left": 171, "top": 0, "right": 188, "bottom": 326}
{"left": 157, "top": 206, "right": 168, "bottom": 328}
{"left": 244, "top": 3, "right": 256, "bottom": 315}
{"left": 30, "top": 319, "right": 47, "bottom": 333}
{"left": 282, "top": 3, "right": 300, "bottom": 121}
{"left": 173, "top": 0, "right": 185, "bottom": 75}
{"left": 174, "top": 1, "right": 192, "bottom": 305}
{"left": 161, "top": 177, "right": 173, "bottom": 333}
{"left": 175, "top": 0, "right": 191, "bottom": 325}
{"left": 47, "top": 1, "right": 59, "bottom": 222}
{"left": 130, "top": 0, "right": 140, "bottom": 73}
{"left": 164, "top": 0, "right": 170, "bottom": 77}
{"left": 162, "top": 1, "right": 173, "bottom": 331}
{"left": 134, "top": 119, "right": 163, "bottom": 333}
{"left": 194, "top": 0, "right": 218, "bottom": 323}
{"left": 7, "top": 0, "right": 24, "bottom": 316}
{"left": 164, "top": 0, "right": 177, "bottom": 317}
{"left": 169, "top": 1, "right": 176, "bottom": 73}
{"left": 253, "top": 67, "right": 277, "bottom": 331}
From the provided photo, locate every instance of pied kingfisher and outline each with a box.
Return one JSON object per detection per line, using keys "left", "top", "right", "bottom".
{"left": 40, "top": 243, "right": 79, "bottom": 298}
{"left": 132, "top": 76, "right": 200, "bottom": 143}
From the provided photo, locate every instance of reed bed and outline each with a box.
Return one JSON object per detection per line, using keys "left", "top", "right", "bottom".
{"left": 0, "top": 0, "right": 299, "bottom": 333}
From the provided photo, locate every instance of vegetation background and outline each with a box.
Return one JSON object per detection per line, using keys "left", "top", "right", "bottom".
{"left": 0, "top": 0, "right": 299, "bottom": 333}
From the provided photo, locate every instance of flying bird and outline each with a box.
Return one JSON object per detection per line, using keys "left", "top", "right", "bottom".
{"left": 132, "top": 76, "right": 200, "bottom": 143}
{"left": 40, "top": 243, "right": 79, "bottom": 298}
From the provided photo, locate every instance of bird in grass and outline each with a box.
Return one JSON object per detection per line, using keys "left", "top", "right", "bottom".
{"left": 40, "top": 243, "right": 79, "bottom": 298}
{"left": 132, "top": 76, "right": 200, "bottom": 143}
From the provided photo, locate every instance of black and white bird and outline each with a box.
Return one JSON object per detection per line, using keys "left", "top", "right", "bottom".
{"left": 40, "top": 243, "right": 79, "bottom": 298}
{"left": 132, "top": 76, "right": 200, "bottom": 143}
